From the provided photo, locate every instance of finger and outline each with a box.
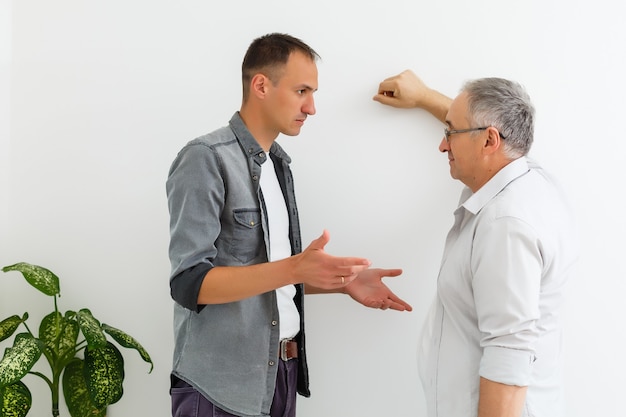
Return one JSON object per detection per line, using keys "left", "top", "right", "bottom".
{"left": 335, "top": 271, "right": 357, "bottom": 286}
{"left": 387, "top": 300, "right": 412, "bottom": 311}
{"left": 387, "top": 295, "right": 413, "bottom": 311}
{"left": 336, "top": 264, "right": 370, "bottom": 282}
{"left": 334, "top": 274, "right": 350, "bottom": 286}
{"left": 372, "top": 93, "right": 387, "bottom": 103}
{"left": 372, "top": 92, "right": 401, "bottom": 106}
{"left": 306, "top": 229, "right": 330, "bottom": 251}
{"left": 373, "top": 85, "right": 397, "bottom": 97}
{"left": 373, "top": 93, "right": 392, "bottom": 103}
{"left": 378, "top": 268, "right": 403, "bottom": 278}
{"left": 336, "top": 258, "right": 371, "bottom": 270}
{"left": 366, "top": 299, "right": 384, "bottom": 309}
{"left": 378, "top": 77, "right": 398, "bottom": 91}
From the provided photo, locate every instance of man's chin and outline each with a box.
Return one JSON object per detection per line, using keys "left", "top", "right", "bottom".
{"left": 282, "top": 129, "right": 301, "bottom": 137}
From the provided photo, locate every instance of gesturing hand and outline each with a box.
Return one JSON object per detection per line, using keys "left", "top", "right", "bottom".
{"left": 344, "top": 268, "right": 412, "bottom": 312}
{"left": 293, "top": 230, "right": 371, "bottom": 290}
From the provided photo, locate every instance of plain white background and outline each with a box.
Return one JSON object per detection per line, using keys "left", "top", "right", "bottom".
{"left": 1, "top": 1, "right": 624, "bottom": 416}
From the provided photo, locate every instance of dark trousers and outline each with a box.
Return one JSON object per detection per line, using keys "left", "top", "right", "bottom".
{"left": 171, "top": 358, "right": 298, "bottom": 417}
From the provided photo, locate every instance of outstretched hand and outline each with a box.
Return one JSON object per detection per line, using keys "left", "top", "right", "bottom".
{"left": 344, "top": 268, "right": 412, "bottom": 312}
{"left": 293, "top": 230, "right": 371, "bottom": 290}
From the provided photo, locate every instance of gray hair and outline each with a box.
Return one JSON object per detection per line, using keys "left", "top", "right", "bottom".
{"left": 462, "top": 78, "right": 535, "bottom": 159}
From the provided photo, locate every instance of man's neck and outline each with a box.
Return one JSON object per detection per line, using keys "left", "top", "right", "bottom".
{"left": 239, "top": 107, "right": 277, "bottom": 152}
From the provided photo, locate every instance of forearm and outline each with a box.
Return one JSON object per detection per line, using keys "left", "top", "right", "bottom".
{"left": 421, "top": 87, "right": 452, "bottom": 124}
{"left": 478, "top": 377, "right": 527, "bottom": 417}
{"left": 197, "top": 232, "right": 370, "bottom": 303}
{"left": 303, "top": 283, "right": 345, "bottom": 295}
{"left": 198, "top": 259, "right": 297, "bottom": 305}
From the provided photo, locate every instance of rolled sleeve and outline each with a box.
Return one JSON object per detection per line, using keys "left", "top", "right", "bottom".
{"left": 170, "top": 263, "right": 213, "bottom": 312}
{"left": 480, "top": 346, "right": 536, "bottom": 386}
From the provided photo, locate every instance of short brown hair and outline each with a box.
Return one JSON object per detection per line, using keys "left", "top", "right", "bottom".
{"left": 241, "top": 33, "right": 320, "bottom": 100}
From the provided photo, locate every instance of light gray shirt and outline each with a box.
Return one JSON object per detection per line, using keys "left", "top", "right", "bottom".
{"left": 418, "top": 157, "right": 579, "bottom": 417}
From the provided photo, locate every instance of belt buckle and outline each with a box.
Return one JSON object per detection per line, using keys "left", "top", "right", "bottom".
{"left": 280, "top": 339, "right": 290, "bottom": 361}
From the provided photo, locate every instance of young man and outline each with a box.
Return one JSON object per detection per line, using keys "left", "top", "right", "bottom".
{"left": 374, "top": 70, "right": 578, "bottom": 417}
{"left": 166, "top": 33, "right": 412, "bottom": 417}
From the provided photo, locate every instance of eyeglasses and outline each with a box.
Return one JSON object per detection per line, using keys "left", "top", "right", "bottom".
{"left": 443, "top": 126, "right": 506, "bottom": 142}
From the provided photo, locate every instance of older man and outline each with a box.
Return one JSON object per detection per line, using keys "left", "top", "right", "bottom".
{"left": 374, "top": 70, "right": 578, "bottom": 417}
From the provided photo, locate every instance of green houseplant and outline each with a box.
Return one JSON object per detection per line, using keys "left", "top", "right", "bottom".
{"left": 0, "top": 262, "right": 153, "bottom": 417}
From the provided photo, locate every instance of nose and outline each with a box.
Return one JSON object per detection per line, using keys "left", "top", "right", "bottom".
{"left": 303, "top": 96, "right": 316, "bottom": 116}
{"left": 438, "top": 136, "right": 449, "bottom": 153}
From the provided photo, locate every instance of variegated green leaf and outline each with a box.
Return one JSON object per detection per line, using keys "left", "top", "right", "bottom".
{"left": 76, "top": 309, "right": 106, "bottom": 349}
{"left": 84, "top": 342, "right": 124, "bottom": 409}
{"left": 65, "top": 310, "right": 77, "bottom": 323}
{"left": 102, "top": 323, "right": 153, "bottom": 372}
{"left": 39, "top": 312, "right": 79, "bottom": 361}
{"left": 0, "top": 381, "right": 32, "bottom": 417}
{"left": 0, "top": 314, "right": 28, "bottom": 344}
{"left": 62, "top": 359, "right": 106, "bottom": 417}
{"left": 0, "top": 333, "right": 42, "bottom": 387}
{"left": 2, "top": 262, "right": 60, "bottom": 296}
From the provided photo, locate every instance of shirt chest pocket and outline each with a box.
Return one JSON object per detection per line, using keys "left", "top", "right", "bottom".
{"left": 231, "top": 208, "right": 264, "bottom": 264}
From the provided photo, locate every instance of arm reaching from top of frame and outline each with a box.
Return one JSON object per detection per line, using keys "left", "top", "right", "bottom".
{"left": 373, "top": 69, "right": 452, "bottom": 124}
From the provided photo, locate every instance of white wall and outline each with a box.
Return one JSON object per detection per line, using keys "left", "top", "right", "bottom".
{"left": 0, "top": 0, "right": 10, "bottom": 258}
{"left": 2, "top": 1, "right": 624, "bottom": 416}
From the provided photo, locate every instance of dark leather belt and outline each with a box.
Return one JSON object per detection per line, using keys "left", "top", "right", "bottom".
{"left": 279, "top": 339, "right": 298, "bottom": 361}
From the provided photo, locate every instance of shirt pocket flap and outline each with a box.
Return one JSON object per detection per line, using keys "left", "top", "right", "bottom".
{"left": 233, "top": 209, "right": 262, "bottom": 229}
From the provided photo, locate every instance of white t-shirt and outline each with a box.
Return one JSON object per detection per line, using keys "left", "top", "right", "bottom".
{"left": 259, "top": 153, "right": 300, "bottom": 340}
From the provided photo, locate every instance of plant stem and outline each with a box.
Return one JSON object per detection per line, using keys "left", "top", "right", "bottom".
{"left": 51, "top": 361, "right": 62, "bottom": 417}
{"left": 23, "top": 321, "right": 34, "bottom": 337}
{"left": 29, "top": 370, "right": 59, "bottom": 416}
{"left": 29, "top": 371, "right": 53, "bottom": 389}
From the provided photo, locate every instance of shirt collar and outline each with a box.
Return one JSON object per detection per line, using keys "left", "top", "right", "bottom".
{"left": 461, "top": 156, "right": 530, "bottom": 215}
{"left": 228, "top": 112, "right": 292, "bottom": 165}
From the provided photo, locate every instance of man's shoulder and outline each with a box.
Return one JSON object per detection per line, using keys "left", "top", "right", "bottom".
{"left": 168, "top": 125, "right": 240, "bottom": 171}
{"left": 186, "top": 125, "right": 236, "bottom": 148}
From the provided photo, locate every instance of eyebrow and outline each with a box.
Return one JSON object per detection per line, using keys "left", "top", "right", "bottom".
{"left": 298, "top": 84, "right": 318, "bottom": 92}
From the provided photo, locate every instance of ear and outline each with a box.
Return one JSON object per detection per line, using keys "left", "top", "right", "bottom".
{"left": 250, "top": 73, "right": 269, "bottom": 99}
{"left": 483, "top": 126, "right": 503, "bottom": 155}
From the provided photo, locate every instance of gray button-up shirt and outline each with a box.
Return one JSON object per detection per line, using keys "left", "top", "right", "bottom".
{"left": 166, "top": 112, "right": 309, "bottom": 416}
{"left": 418, "top": 157, "right": 579, "bottom": 417}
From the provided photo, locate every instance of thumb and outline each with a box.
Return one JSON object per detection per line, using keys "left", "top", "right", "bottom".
{"left": 372, "top": 93, "right": 396, "bottom": 106}
{"left": 372, "top": 93, "right": 386, "bottom": 103}
{"left": 307, "top": 229, "right": 330, "bottom": 251}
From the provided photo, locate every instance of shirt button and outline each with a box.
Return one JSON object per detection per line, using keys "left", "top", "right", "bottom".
{"left": 252, "top": 175, "right": 258, "bottom": 181}
{"left": 250, "top": 221, "right": 255, "bottom": 226}
{"left": 271, "top": 320, "right": 278, "bottom": 326}
{"left": 269, "top": 361, "right": 275, "bottom": 366}
{"left": 259, "top": 152, "right": 265, "bottom": 158}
